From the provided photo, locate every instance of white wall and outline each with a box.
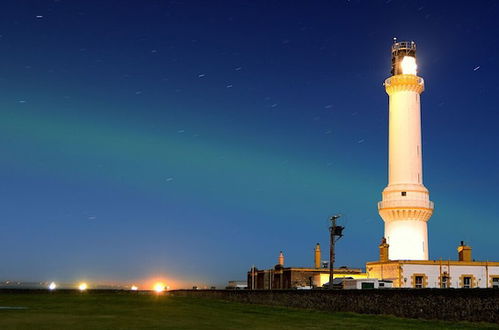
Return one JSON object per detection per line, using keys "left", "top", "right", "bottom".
{"left": 401, "top": 264, "right": 499, "bottom": 288}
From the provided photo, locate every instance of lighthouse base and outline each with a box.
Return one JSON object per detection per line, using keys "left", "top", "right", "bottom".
{"left": 385, "top": 220, "right": 428, "bottom": 260}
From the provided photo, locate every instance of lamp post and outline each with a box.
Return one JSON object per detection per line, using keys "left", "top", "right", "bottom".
{"left": 329, "top": 215, "right": 344, "bottom": 289}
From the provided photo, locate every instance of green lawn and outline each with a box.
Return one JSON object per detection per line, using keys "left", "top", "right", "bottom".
{"left": 0, "top": 291, "right": 496, "bottom": 329}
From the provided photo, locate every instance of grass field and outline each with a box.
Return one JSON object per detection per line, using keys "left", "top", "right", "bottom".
{"left": 0, "top": 291, "right": 497, "bottom": 329}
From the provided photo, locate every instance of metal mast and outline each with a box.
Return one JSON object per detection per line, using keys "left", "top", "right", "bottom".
{"left": 328, "top": 215, "right": 344, "bottom": 289}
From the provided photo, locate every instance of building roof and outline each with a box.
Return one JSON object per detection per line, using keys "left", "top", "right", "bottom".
{"left": 366, "top": 259, "right": 499, "bottom": 267}
{"left": 249, "top": 267, "right": 363, "bottom": 274}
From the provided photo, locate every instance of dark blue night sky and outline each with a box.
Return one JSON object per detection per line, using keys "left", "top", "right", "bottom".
{"left": 0, "top": 1, "right": 498, "bottom": 288}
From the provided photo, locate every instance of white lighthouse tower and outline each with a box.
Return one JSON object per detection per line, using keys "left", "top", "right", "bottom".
{"left": 378, "top": 41, "right": 434, "bottom": 260}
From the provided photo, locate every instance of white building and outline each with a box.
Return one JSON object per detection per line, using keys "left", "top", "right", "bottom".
{"left": 367, "top": 41, "right": 499, "bottom": 288}
{"left": 368, "top": 241, "right": 499, "bottom": 288}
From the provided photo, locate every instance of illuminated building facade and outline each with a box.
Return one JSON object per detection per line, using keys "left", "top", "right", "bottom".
{"left": 367, "top": 241, "right": 499, "bottom": 288}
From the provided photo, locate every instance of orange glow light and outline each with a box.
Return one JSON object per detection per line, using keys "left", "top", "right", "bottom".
{"left": 154, "top": 282, "right": 165, "bottom": 293}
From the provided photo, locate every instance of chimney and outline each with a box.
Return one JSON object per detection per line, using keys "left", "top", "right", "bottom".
{"left": 278, "top": 251, "right": 284, "bottom": 266}
{"left": 314, "top": 243, "right": 321, "bottom": 269}
{"left": 379, "top": 237, "right": 390, "bottom": 262}
{"left": 457, "top": 242, "right": 472, "bottom": 262}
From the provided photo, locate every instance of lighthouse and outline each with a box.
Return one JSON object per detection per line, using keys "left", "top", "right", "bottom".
{"left": 367, "top": 42, "right": 498, "bottom": 288}
{"left": 378, "top": 41, "right": 434, "bottom": 260}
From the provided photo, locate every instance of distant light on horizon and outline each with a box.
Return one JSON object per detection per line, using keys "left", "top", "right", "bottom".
{"left": 154, "top": 282, "right": 165, "bottom": 293}
{"left": 48, "top": 282, "right": 57, "bottom": 290}
{"left": 131, "top": 285, "right": 138, "bottom": 291}
{"left": 79, "top": 283, "right": 88, "bottom": 291}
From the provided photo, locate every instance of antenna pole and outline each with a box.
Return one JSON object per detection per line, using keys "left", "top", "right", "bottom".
{"left": 328, "top": 215, "right": 344, "bottom": 289}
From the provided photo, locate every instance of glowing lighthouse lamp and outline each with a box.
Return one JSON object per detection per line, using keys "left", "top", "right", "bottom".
{"left": 400, "top": 55, "right": 417, "bottom": 75}
{"left": 378, "top": 41, "right": 434, "bottom": 261}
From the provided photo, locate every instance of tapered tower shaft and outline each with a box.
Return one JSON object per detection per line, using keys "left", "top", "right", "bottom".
{"left": 378, "top": 41, "right": 434, "bottom": 260}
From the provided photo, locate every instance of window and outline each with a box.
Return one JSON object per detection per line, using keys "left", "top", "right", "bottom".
{"left": 415, "top": 276, "right": 423, "bottom": 288}
{"left": 401, "top": 191, "right": 407, "bottom": 196}
{"left": 460, "top": 274, "right": 475, "bottom": 288}
{"left": 441, "top": 275, "right": 449, "bottom": 288}
{"left": 492, "top": 277, "right": 499, "bottom": 289}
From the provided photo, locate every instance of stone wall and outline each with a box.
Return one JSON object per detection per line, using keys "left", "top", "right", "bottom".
{"left": 170, "top": 289, "right": 499, "bottom": 323}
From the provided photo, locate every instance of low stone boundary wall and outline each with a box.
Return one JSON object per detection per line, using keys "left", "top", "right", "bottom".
{"left": 170, "top": 289, "right": 499, "bottom": 323}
